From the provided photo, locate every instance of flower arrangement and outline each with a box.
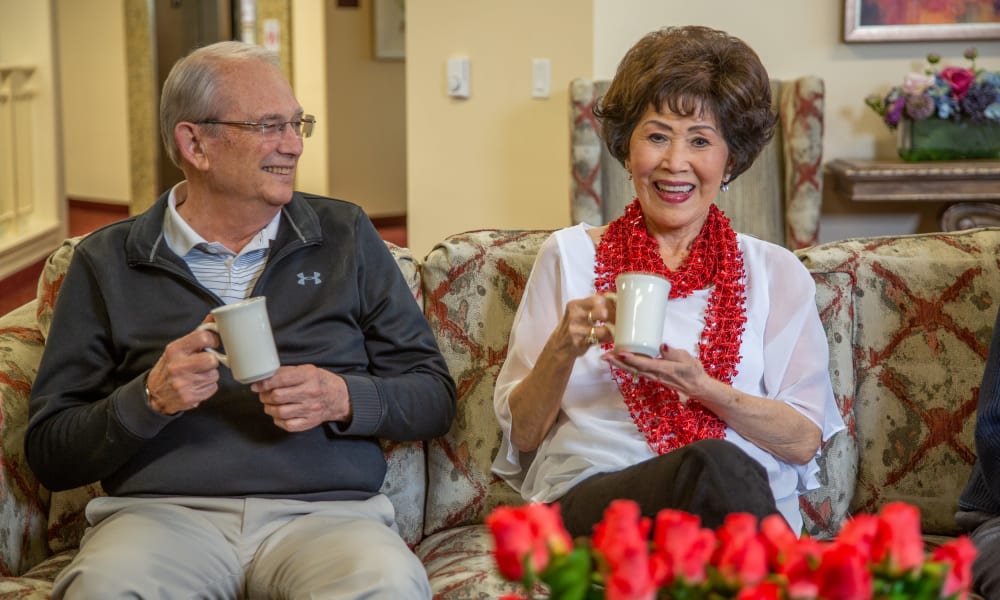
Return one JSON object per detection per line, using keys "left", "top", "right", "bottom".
{"left": 486, "top": 499, "right": 977, "bottom": 600}
{"left": 865, "top": 47, "right": 1000, "bottom": 130}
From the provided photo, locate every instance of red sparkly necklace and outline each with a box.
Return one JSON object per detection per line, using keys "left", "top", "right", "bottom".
{"left": 594, "top": 200, "right": 747, "bottom": 454}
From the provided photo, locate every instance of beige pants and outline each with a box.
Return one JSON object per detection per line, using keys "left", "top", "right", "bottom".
{"left": 53, "top": 494, "right": 430, "bottom": 600}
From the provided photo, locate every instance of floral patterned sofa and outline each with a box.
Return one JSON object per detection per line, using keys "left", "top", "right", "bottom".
{"left": 1, "top": 226, "right": 998, "bottom": 598}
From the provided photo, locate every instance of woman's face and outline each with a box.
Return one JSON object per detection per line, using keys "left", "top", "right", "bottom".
{"left": 626, "top": 102, "right": 730, "bottom": 240}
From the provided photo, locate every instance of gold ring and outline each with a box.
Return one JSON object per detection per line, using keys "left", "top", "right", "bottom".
{"left": 588, "top": 310, "right": 594, "bottom": 325}
{"left": 585, "top": 326, "right": 598, "bottom": 345}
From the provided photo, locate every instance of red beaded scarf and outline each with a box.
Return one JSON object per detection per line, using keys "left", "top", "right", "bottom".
{"left": 594, "top": 199, "right": 747, "bottom": 454}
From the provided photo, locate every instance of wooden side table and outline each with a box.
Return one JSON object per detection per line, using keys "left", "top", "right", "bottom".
{"left": 826, "top": 159, "right": 1000, "bottom": 231}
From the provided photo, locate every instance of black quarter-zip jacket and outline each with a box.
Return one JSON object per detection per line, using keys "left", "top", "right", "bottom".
{"left": 25, "top": 191, "right": 456, "bottom": 500}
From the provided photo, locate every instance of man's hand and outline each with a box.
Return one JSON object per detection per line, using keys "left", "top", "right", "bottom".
{"left": 251, "top": 365, "right": 352, "bottom": 432}
{"left": 146, "top": 323, "right": 221, "bottom": 415}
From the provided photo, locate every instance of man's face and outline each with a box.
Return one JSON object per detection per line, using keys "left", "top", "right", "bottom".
{"left": 199, "top": 59, "right": 304, "bottom": 209}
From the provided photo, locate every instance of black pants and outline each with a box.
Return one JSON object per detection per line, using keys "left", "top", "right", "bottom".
{"left": 556, "top": 438, "right": 779, "bottom": 539}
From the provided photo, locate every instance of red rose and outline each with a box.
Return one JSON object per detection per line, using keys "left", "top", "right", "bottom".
{"left": 736, "top": 581, "right": 784, "bottom": 600}
{"left": 931, "top": 535, "right": 977, "bottom": 600}
{"left": 777, "top": 535, "right": 825, "bottom": 599}
{"left": 816, "top": 543, "right": 873, "bottom": 600}
{"left": 940, "top": 66, "right": 976, "bottom": 99}
{"left": 759, "top": 513, "right": 799, "bottom": 570}
{"left": 486, "top": 502, "right": 572, "bottom": 581}
{"left": 872, "top": 501, "right": 925, "bottom": 574}
{"left": 592, "top": 500, "right": 657, "bottom": 600}
{"left": 650, "top": 509, "right": 717, "bottom": 586}
{"left": 713, "top": 513, "right": 769, "bottom": 587}
{"left": 835, "top": 513, "right": 880, "bottom": 564}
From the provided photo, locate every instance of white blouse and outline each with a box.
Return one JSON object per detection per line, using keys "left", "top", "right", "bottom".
{"left": 491, "top": 224, "right": 845, "bottom": 534}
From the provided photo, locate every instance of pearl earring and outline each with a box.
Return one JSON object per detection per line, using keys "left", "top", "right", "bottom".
{"left": 720, "top": 175, "right": 731, "bottom": 192}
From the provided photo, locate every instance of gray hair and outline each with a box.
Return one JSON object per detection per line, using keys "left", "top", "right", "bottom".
{"left": 159, "top": 41, "right": 282, "bottom": 167}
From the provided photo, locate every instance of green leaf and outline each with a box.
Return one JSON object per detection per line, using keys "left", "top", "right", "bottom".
{"left": 541, "top": 548, "right": 594, "bottom": 600}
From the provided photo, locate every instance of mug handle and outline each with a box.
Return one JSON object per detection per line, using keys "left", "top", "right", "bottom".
{"left": 197, "top": 322, "right": 230, "bottom": 368}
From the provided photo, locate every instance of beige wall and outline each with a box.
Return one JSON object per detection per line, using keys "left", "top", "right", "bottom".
{"left": 32, "top": 1, "right": 1000, "bottom": 258}
{"left": 0, "top": 0, "right": 67, "bottom": 279}
{"left": 57, "top": 0, "right": 131, "bottom": 205}
{"left": 406, "top": 1, "right": 594, "bottom": 257}
{"left": 324, "top": 2, "right": 407, "bottom": 218}
{"left": 291, "top": 0, "right": 330, "bottom": 197}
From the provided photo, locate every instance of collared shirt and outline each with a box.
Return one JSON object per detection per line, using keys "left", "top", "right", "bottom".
{"left": 162, "top": 184, "right": 280, "bottom": 304}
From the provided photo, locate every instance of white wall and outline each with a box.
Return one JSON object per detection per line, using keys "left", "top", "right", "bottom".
{"left": 593, "top": 0, "right": 1000, "bottom": 242}
{"left": 0, "top": 0, "right": 67, "bottom": 278}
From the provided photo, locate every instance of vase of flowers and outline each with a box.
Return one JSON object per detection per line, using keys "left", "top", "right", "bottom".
{"left": 486, "top": 499, "right": 977, "bottom": 599}
{"left": 865, "top": 48, "right": 1000, "bottom": 161}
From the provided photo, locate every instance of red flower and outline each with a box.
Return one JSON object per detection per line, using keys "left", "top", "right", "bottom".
{"left": 872, "top": 501, "right": 925, "bottom": 574}
{"left": 932, "top": 536, "right": 978, "bottom": 600}
{"left": 835, "top": 513, "right": 881, "bottom": 564}
{"left": 759, "top": 513, "right": 799, "bottom": 570}
{"left": 736, "top": 581, "right": 784, "bottom": 600}
{"left": 940, "top": 66, "right": 976, "bottom": 99}
{"left": 649, "top": 509, "right": 717, "bottom": 586}
{"left": 816, "top": 543, "right": 873, "bottom": 600}
{"left": 713, "top": 513, "right": 769, "bottom": 587}
{"left": 592, "top": 500, "right": 657, "bottom": 600}
{"left": 777, "top": 535, "right": 825, "bottom": 599}
{"left": 485, "top": 502, "right": 572, "bottom": 582}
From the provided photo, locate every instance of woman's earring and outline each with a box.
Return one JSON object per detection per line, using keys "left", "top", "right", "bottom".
{"left": 720, "top": 175, "right": 730, "bottom": 192}
{"left": 625, "top": 163, "right": 632, "bottom": 181}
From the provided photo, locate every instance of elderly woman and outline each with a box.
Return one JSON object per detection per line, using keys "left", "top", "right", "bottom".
{"left": 492, "top": 25, "right": 844, "bottom": 538}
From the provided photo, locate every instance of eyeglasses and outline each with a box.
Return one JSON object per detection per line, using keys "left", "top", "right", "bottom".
{"left": 197, "top": 115, "right": 317, "bottom": 139}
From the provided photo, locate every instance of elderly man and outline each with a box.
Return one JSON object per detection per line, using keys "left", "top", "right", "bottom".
{"left": 25, "top": 41, "right": 455, "bottom": 599}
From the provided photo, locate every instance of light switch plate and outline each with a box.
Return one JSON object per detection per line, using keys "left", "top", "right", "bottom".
{"left": 447, "top": 57, "right": 470, "bottom": 99}
{"left": 532, "top": 58, "right": 550, "bottom": 99}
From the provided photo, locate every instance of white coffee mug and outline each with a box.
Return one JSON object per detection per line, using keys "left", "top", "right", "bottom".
{"left": 605, "top": 272, "right": 671, "bottom": 357}
{"left": 198, "top": 297, "right": 280, "bottom": 384}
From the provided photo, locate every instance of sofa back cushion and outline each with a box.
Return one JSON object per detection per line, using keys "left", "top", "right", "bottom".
{"left": 421, "top": 229, "right": 858, "bottom": 539}
{"left": 798, "top": 227, "right": 1000, "bottom": 536}
{"left": 797, "top": 269, "right": 858, "bottom": 539}
{"left": 33, "top": 237, "right": 428, "bottom": 552}
{"left": 421, "top": 230, "right": 549, "bottom": 536}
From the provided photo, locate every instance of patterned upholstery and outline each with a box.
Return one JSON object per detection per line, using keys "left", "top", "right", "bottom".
{"left": 799, "top": 228, "right": 1000, "bottom": 536}
{"left": 1, "top": 227, "right": 997, "bottom": 598}
{"left": 570, "top": 77, "right": 825, "bottom": 250}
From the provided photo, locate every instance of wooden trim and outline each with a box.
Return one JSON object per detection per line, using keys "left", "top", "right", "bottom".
{"left": 370, "top": 214, "right": 406, "bottom": 228}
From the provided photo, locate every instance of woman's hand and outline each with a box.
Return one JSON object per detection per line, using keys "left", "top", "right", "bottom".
{"left": 603, "top": 344, "right": 822, "bottom": 465}
{"left": 557, "top": 294, "right": 617, "bottom": 357}
{"left": 508, "top": 292, "right": 616, "bottom": 451}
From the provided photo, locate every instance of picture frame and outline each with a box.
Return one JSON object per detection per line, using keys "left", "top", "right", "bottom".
{"left": 843, "top": 0, "right": 1000, "bottom": 42}
{"left": 373, "top": 0, "right": 405, "bottom": 60}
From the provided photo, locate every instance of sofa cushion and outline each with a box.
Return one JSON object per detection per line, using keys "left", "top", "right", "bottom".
{"left": 0, "top": 301, "right": 51, "bottom": 576}
{"left": 420, "top": 230, "right": 551, "bottom": 536}
{"left": 32, "top": 237, "right": 429, "bottom": 554}
{"left": 798, "top": 227, "right": 1000, "bottom": 536}
{"left": 416, "top": 524, "right": 528, "bottom": 598}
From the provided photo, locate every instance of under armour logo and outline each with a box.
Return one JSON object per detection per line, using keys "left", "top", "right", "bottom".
{"left": 297, "top": 272, "right": 322, "bottom": 286}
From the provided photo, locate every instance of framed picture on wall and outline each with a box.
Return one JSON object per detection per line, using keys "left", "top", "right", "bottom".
{"left": 844, "top": 0, "right": 1000, "bottom": 42}
{"left": 373, "top": 0, "right": 405, "bottom": 60}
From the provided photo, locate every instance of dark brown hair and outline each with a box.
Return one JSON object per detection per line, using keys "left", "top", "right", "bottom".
{"left": 594, "top": 26, "right": 777, "bottom": 182}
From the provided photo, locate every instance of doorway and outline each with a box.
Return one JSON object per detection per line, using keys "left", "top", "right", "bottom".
{"left": 153, "top": 0, "right": 236, "bottom": 194}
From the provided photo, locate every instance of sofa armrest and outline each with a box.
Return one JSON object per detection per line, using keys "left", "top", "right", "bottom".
{"left": 0, "top": 300, "right": 52, "bottom": 576}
